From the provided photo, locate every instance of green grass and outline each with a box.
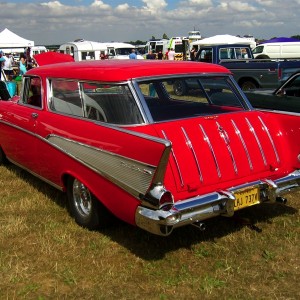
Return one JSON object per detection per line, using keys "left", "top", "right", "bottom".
{"left": 0, "top": 164, "right": 299, "bottom": 299}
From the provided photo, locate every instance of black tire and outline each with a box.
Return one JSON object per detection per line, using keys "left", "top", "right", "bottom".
{"left": 256, "top": 54, "right": 270, "bottom": 59}
{"left": 67, "top": 177, "right": 113, "bottom": 230}
{"left": 240, "top": 79, "right": 258, "bottom": 91}
{"left": 173, "top": 80, "right": 188, "bottom": 96}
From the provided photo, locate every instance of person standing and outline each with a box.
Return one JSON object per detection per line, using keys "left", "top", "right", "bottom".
{"left": 129, "top": 49, "right": 137, "bottom": 59}
{"left": 165, "top": 48, "right": 170, "bottom": 60}
{"left": 146, "top": 51, "right": 156, "bottom": 59}
{"left": 0, "top": 51, "right": 5, "bottom": 80}
{"left": 3, "top": 53, "right": 14, "bottom": 78}
{"left": 190, "top": 46, "right": 197, "bottom": 61}
{"left": 168, "top": 48, "right": 175, "bottom": 60}
{"left": 19, "top": 53, "right": 27, "bottom": 75}
{"left": 157, "top": 50, "right": 163, "bottom": 60}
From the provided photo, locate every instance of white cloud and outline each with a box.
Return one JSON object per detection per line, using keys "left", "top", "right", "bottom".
{"left": 142, "top": 0, "right": 168, "bottom": 10}
{"left": 0, "top": 0, "right": 298, "bottom": 45}
{"left": 91, "top": 0, "right": 111, "bottom": 9}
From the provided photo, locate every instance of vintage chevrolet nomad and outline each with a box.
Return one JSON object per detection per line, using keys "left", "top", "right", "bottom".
{"left": 0, "top": 60, "right": 299, "bottom": 236}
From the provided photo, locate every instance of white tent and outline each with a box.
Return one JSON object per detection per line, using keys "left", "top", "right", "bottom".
{"left": 191, "top": 34, "right": 256, "bottom": 48}
{"left": 0, "top": 28, "right": 34, "bottom": 52}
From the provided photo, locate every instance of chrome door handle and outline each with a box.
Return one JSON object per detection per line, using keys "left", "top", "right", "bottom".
{"left": 31, "top": 113, "right": 39, "bottom": 119}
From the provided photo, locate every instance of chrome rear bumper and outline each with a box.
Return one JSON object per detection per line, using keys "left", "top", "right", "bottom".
{"left": 135, "top": 170, "right": 300, "bottom": 236}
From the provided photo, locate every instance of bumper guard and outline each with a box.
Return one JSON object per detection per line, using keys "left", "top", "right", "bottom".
{"left": 135, "top": 170, "right": 300, "bottom": 236}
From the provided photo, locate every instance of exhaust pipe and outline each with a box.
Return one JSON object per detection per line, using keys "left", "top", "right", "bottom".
{"left": 192, "top": 221, "right": 206, "bottom": 231}
{"left": 276, "top": 196, "right": 287, "bottom": 204}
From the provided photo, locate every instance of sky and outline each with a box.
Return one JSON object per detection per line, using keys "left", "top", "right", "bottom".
{"left": 0, "top": 0, "right": 299, "bottom": 45}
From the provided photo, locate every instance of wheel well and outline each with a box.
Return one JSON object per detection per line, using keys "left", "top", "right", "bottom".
{"left": 256, "top": 54, "right": 270, "bottom": 59}
{"left": 0, "top": 146, "right": 8, "bottom": 164}
{"left": 62, "top": 173, "right": 72, "bottom": 192}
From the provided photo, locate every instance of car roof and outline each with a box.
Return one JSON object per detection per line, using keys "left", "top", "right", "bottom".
{"left": 26, "top": 60, "right": 231, "bottom": 82}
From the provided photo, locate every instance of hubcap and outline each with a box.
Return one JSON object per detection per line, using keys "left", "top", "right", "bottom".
{"left": 73, "top": 179, "right": 92, "bottom": 217}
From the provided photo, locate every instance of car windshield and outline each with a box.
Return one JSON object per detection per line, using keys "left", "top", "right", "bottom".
{"left": 277, "top": 74, "right": 300, "bottom": 97}
{"left": 137, "top": 75, "right": 248, "bottom": 122}
{"left": 115, "top": 48, "right": 132, "bottom": 55}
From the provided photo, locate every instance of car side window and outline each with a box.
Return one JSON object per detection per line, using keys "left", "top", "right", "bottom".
{"left": 21, "top": 76, "right": 42, "bottom": 108}
{"left": 81, "top": 82, "right": 143, "bottom": 124}
{"left": 49, "top": 79, "right": 143, "bottom": 125}
{"left": 50, "top": 80, "right": 83, "bottom": 117}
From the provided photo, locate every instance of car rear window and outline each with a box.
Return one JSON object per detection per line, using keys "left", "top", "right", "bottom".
{"left": 137, "top": 76, "right": 247, "bottom": 122}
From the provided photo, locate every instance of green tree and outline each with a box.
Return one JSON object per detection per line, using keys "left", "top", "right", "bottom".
{"left": 162, "top": 33, "right": 169, "bottom": 39}
{"left": 291, "top": 35, "right": 300, "bottom": 40}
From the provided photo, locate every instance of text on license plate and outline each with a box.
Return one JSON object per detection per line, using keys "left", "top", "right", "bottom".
{"left": 234, "top": 188, "right": 260, "bottom": 211}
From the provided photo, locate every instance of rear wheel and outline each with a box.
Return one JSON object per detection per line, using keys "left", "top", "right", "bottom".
{"left": 173, "top": 80, "right": 188, "bottom": 96}
{"left": 67, "top": 177, "right": 113, "bottom": 230}
{"left": 256, "top": 54, "right": 270, "bottom": 59}
{"left": 240, "top": 79, "right": 258, "bottom": 91}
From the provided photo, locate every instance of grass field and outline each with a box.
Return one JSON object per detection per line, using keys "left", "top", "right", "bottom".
{"left": 0, "top": 163, "right": 299, "bottom": 299}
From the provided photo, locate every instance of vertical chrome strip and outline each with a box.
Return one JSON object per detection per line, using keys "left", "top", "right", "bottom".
{"left": 216, "top": 121, "right": 238, "bottom": 174}
{"left": 231, "top": 120, "right": 254, "bottom": 170}
{"left": 258, "top": 116, "right": 280, "bottom": 163}
{"left": 161, "top": 130, "right": 184, "bottom": 187}
{"left": 181, "top": 127, "right": 203, "bottom": 182}
{"left": 199, "top": 124, "right": 221, "bottom": 178}
{"left": 245, "top": 117, "right": 267, "bottom": 166}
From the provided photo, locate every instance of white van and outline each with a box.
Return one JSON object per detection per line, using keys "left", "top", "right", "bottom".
{"left": 253, "top": 42, "right": 300, "bottom": 59}
{"left": 105, "top": 42, "right": 144, "bottom": 60}
{"left": 59, "top": 40, "right": 106, "bottom": 61}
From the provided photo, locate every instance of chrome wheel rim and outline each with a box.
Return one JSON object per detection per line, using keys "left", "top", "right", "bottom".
{"left": 73, "top": 179, "right": 92, "bottom": 217}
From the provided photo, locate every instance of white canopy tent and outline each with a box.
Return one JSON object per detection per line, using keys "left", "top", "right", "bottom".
{"left": 0, "top": 28, "right": 34, "bottom": 53}
{"left": 191, "top": 34, "right": 256, "bottom": 49}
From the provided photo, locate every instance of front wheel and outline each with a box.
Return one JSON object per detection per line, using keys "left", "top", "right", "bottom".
{"left": 67, "top": 177, "right": 112, "bottom": 230}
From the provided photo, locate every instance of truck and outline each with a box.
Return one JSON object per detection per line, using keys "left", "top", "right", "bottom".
{"left": 194, "top": 43, "right": 300, "bottom": 90}
{"left": 144, "top": 39, "right": 169, "bottom": 59}
{"left": 168, "top": 37, "right": 190, "bottom": 60}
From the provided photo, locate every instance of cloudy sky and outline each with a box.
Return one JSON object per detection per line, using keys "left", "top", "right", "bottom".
{"left": 0, "top": 0, "right": 299, "bottom": 45}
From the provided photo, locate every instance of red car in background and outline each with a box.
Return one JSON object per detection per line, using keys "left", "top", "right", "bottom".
{"left": 0, "top": 59, "right": 299, "bottom": 236}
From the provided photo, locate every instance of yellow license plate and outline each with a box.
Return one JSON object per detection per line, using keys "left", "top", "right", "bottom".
{"left": 234, "top": 187, "right": 260, "bottom": 211}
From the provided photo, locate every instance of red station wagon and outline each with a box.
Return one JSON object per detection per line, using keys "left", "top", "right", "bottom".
{"left": 0, "top": 59, "right": 299, "bottom": 236}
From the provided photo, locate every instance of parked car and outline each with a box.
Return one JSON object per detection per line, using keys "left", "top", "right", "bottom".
{"left": 245, "top": 72, "right": 300, "bottom": 114}
{"left": 0, "top": 59, "right": 299, "bottom": 236}
{"left": 193, "top": 44, "right": 300, "bottom": 90}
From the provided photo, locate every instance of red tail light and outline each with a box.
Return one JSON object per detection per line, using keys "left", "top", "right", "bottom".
{"left": 159, "top": 191, "right": 174, "bottom": 210}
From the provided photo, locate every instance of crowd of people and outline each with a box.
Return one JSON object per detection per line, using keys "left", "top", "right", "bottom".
{"left": 0, "top": 47, "right": 36, "bottom": 81}
{"left": 129, "top": 47, "right": 177, "bottom": 60}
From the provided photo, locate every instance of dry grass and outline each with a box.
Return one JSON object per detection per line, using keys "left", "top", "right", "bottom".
{"left": 0, "top": 163, "right": 299, "bottom": 300}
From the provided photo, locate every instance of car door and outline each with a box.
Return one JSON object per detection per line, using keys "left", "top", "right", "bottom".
{"left": 2, "top": 76, "right": 42, "bottom": 171}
